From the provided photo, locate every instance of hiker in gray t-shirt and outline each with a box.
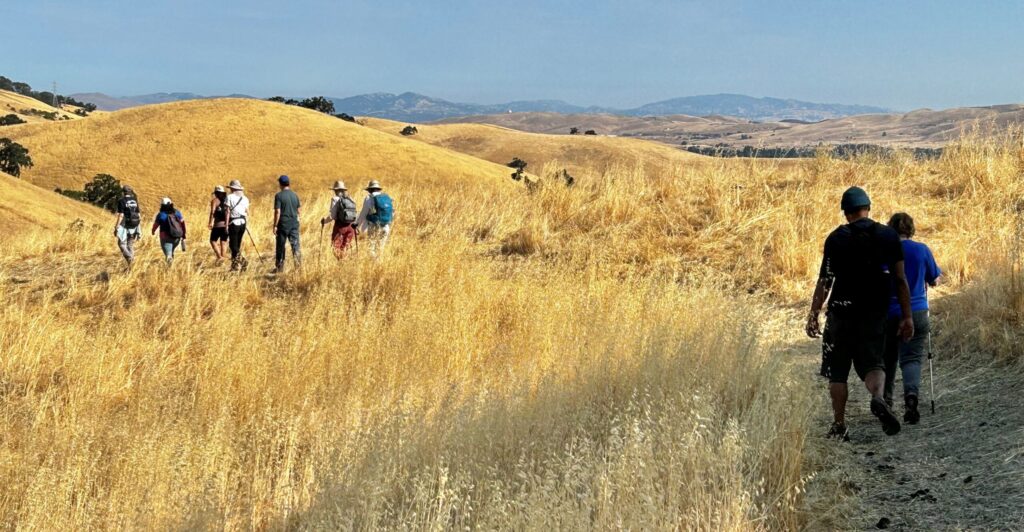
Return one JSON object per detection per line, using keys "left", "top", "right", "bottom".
{"left": 273, "top": 175, "right": 301, "bottom": 272}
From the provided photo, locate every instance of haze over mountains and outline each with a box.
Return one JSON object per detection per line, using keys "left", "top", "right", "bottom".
{"left": 69, "top": 91, "right": 889, "bottom": 122}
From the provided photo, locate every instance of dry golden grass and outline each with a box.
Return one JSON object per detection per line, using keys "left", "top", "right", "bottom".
{"left": 4, "top": 98, "right": 518, "bottom": 207}
{"left": 362, "top": 117, "right": 704, "bottom": 181}
{"left": 0, "top": 89, "right": 86, "bottom": 123}
{"left": 1, "top": 104, "right": 1023, "bottom": 530}
{"left": 0, "top": 171, "right": 107, "bottom": 235}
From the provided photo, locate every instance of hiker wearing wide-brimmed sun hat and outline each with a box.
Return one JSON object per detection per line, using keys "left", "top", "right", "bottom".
{"left": 320, "top": 180, "right": 358, "bottom": 259}
{"left": 356, "top": 179, "right": 395, "bottom": 259}
{"left": 208, "top": 185, "right": 230, "bottom": 262}
{"left": 806, "top": 186, "right": 914, "bottom": 441}
{"left": 224, "top": 180, "right": 250, "bottom": 270}
{"left": 112, "top": 184, "right": 142, "bottom": 267}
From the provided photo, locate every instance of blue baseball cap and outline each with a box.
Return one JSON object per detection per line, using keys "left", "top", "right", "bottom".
{"left": 278, "top": 175, "right": 290, "bottom": 185}
{"left": 840, "top": 186, "right": 870, "bottom": 211}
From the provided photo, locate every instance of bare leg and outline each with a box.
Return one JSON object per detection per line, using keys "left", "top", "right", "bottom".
{"left": 829, "top": 383, "right": 848, "bottom": 424}
{"left": 864, "top": 369, "right": 885, "bottom": 399}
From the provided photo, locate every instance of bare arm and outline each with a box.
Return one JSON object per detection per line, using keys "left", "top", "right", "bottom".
{"left": 806, "top": 277, "right": 832, "bottom": 338}
{"left": 113, "top": 212, "right": 123, "bottom": 235}
{"left": 273, "top": 208, "right": 281, "bottom": 234}
{"left": 891, "top": 260, "right": 915, "bottom": 341}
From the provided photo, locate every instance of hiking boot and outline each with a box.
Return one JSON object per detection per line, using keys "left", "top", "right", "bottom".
{"left": 826, "top": 422, "right": 850, "bottom": 441}
{"left": 871, "top": 396, "right": 901, "bottom": 436}
{"left": 904, "top": 395, "right": 920, "bottom": 425}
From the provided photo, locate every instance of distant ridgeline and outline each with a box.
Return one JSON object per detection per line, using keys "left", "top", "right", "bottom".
{"left": 684, "top": 143, "right": 944, "bottom": 160}
{"left": 0, "top": 75, "right": 97, "bottom": 112}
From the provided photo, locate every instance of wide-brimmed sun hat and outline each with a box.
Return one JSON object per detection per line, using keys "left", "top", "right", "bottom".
{"left": 228, "top": 180, "right": 244, "bottom": 190}
{"left": 365, "top": 180, "right": 382, "bottom": 191}
{"left": 214, "top": 185, "right": 225, "bottom": 193}
{"left": 161, "top": 197, "right": 172, "bottom": 206}
{"left": 330, "top": 180, "right": 347, "bottom": 191}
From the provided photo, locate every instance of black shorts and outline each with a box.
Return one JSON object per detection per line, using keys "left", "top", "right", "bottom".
{"left": 210, "top": 227, "right": 229, "bottom": 242}
{"left": 820, "top": 313, "right": 886, "bottom": 384}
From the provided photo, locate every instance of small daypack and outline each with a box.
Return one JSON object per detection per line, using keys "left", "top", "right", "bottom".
{"left": 368, "top": 194, "right": 394, "bottom": 225}
{"left": 167, "top": 212, "right": 185, "bottom": 239}
{"left": 123, "top": 196, "right": 141, "bottom": 229}
{"left": 213, "top": 199, "right": 229, "bottom": 224}
{"left": 338, "top": 196, "right": 358, "bottom": 224}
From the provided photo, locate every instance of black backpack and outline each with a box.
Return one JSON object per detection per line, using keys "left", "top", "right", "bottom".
{"left": 167, "top": 212, "right": 185, "bottom": 239}
{"left": 122, "top": 196, "right": 141, "bottom": 229}
{"left": 339, "top": 196, "right": 358, "bottom": 224}
{"left": 213, "top": 199, "right": 229, "bottom": 224}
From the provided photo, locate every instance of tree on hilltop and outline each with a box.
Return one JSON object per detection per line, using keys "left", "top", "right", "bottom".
{"left": 401, "top": 125, "right": 419, "bottom": 136}
{"left": 569, "top": 127, "right": 579, "bottom": 135}
{"left": 0, "top": 138, "right": 33, "bottom": 177}
{"left": 584, "top": 130, "right": 597, "bottom": 135}
{"left": 299, "top": 96, "right": 335, "bottom": 114}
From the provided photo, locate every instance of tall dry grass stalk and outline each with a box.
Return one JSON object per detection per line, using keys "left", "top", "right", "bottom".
{"left": 2, "top": 130, "right": 1023, "bottom": 529}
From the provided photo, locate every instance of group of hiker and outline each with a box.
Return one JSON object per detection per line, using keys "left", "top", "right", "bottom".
{"left": 806, "top": 186, "right": 941, "bottom": 440}
{"left": 113, "top": 176, "right": 395, "bottom": 272}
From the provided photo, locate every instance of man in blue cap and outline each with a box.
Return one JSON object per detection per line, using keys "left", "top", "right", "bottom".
{"left": 806, "top": 186, "right": 914, "bottom": 440}
{"left": 273, "top": 175, "right": 302, "bottom": 272}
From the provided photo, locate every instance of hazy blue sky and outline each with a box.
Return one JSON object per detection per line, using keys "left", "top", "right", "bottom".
{"left": 3, "top": 0, "right": 1022, "bottom": 110}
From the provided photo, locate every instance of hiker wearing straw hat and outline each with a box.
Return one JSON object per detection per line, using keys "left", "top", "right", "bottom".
{"left": 208, "top": 185, "right": 229, "bottom": 262}
{"left": 320, "top": 180, "right": 358, "bottom": 259}
{"left": 356, "top": 179, "right": 394, "bottom": 258}
{"left": 224, "top": 179, "right": 250, "bottom": 271}
{"left": 272, "top": 175, "right": 302, "bottom": 273}
{"left": 806, "top": 186, "right": 914, "bottom": 440}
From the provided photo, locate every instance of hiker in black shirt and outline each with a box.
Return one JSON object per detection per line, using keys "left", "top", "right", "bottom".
{"left": 806, "top": 186, "right": 914, "bottom": 439}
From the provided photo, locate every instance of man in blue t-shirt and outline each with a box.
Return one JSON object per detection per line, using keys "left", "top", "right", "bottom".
{"left": 883, "top": 213, "right": 941, "bottom": 424}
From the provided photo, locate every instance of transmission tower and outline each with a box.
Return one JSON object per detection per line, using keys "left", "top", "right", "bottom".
{"left": 53, "top": 81, "right": 59, "bottom": 108}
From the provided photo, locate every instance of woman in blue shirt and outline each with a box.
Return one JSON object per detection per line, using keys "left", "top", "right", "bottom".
{"left": 883, "top": 212, "right": 941, "bottom": 424}
{"left": 151, "top": 197, "right": 187, "bottom": 264}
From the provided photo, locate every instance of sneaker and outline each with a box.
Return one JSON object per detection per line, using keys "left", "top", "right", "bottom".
{"left": 826, "top": 422, "right": 850, "bottom": 441}
{"left": 904, "top": 395, "right": 920, "bottom": 425}
{"left": 871, "top": 396, "right": 901, "bottom": 436}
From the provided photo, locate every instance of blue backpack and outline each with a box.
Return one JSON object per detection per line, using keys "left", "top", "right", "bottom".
{"left": 368, "top": 194, "right": 394, "bottom": 225}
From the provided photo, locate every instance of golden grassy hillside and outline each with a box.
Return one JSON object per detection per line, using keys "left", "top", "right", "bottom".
{"left": 363, "top": 117, "right": 704, "bottom": 180}
{"left": 2, "top": 99, "right": 1024, "bottom": 529}
{"left": 0, "top": 89, "right": 85, "bottom": 123}
{"left": 0, "top": 171, "right": 107, "bottom": 235}
{"left": 4, "top": 98, "right": 518, "bottom": 207}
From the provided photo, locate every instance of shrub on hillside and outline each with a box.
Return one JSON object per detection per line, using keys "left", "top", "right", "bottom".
{"left": 401, "top": 125, "right": 419, "bottom": 136}
{"left": 81, "top": 173, "right": 124, "bottom": 212}
{"left": 507, "top": 157, "right": 528, "bottom": 181}
{"left": 335, "top": 113, "right": 356, "bottom": 122}
{"left": 0, "top": 138, "right": 33, "bottom": 177}
{"left": 584, "top": 130, "right": 597, "bottom": 135}
{"left": 0, "top": 114, "right": 26, "bottom": 126}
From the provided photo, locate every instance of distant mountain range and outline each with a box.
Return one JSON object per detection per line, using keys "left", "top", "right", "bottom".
{"left": 69, "top": 91, "right": 891, "bottom": 122}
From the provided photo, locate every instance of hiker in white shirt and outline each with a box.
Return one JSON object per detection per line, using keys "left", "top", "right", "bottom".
{"left": 224, "top": 179, "right": 250, "bottom": 270}
{"left": 356, "top": 180, "right": 394, "bottom": 258}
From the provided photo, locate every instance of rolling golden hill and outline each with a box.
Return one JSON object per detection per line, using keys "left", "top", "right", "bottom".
{"left": 4, "top": 98, "right": 517, "bottom": 208}
{"left": 0, "top": 89, "right": 89, "bottom": 123}
{"left": 362, "top": 117, "right": 704, "bottom": 180}
{"left": 0, "top": 171, "right": 107, "bottom": 235}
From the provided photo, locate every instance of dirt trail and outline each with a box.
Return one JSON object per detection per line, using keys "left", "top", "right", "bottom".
{"left": 799, "top": 334, "right": 1024, "bottom": 530}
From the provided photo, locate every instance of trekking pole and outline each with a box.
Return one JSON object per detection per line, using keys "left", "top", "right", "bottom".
{"left": 245, "top": 226, "right": 265, "bottom": 264}
{"left": 927, "top": 316, "right": 936, "bottom": 414}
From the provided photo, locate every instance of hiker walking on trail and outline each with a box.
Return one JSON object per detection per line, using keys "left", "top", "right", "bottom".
{"left": 883, "top": 213, "right": 941, "bottom": 425}
{"left": 273, "top": 175, "right": 302, "bottom": 272}
{"left": 208, "top": 185, "right": 229, "bottom": 262}
{"left": 320, "top": 180, "right": 358, "bottom": 259}
{"left": 113, "top": 185, "right": 143, "bottom": 266}
{"left": 225, "top": 180, "right": 250, "bottom": 271}
{"left": 806, "top": 186, "right": 914, "bottom": 439}
{"left": 152, "top": 197, "right": 187, "bottom": 265}
{"left": 356, "top": 180, "right": 394, "bottom": 259}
